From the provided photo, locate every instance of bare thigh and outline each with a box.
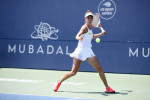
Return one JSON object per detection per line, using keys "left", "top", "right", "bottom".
{"left": 71, "top": 57, "right": 82, "bottom": 75}
{"left": 86, "top": 56, "right": 102, "bottom": 72}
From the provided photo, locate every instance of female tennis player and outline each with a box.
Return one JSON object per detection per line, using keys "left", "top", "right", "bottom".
{"left": 54, "top": 10, "right": 115, "bottom": 93}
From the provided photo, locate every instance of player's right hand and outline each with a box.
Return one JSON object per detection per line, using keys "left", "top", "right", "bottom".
{"left": 102, "top": 30, "right": 106, "bottom": 35}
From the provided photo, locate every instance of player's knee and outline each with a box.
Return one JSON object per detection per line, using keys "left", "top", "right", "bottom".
{"left": 97, "top": 67, "right": 102, "bottom": 72}
{"left": 70, "top": 71, "right": 77, "bottom": 76}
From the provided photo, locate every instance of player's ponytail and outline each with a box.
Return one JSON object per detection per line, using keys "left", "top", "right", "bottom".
{"left": 86, "top": 10, "right": 92, "bottom": 13}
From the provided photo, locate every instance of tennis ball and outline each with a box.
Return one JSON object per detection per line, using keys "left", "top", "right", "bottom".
{"left": 96, "top": 38, "right": 100, "bottom": 43}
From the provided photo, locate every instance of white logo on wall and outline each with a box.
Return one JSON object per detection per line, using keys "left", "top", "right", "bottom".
{"left": 98, "top": 0, "right": 116, "bottom": 20}
{"left": 31, "top": 22, "right": 59, "bottom": 41}
{"left": 8, "top": 22, "right": 71, "bottom": 55}
{"left": 129, "top": 48, "right": 150, "bottom": 58}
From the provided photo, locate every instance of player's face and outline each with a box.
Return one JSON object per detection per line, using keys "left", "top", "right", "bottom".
{"left": 85, "top": 15, "right": 93, "bottom": 24}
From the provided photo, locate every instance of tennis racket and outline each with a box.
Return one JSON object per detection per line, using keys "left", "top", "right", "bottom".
{"left": 92, "top": 13, "right": 104, "bottom": 32}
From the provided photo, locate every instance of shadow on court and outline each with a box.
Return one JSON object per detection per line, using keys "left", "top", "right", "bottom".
{"left": 58, "top": 90, "right": 132, "bottom": 96}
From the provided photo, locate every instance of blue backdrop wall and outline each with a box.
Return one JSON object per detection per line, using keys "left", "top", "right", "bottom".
{"left": 0, "top": 0, "right": 150, "bottom": 74}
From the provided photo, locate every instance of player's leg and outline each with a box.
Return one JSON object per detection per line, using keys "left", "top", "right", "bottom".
{"left": 59, "top": 57, "right": 82, "bottom": 83}
{"left": 54, "top": 57, "right": 82, "bottom": 92}
{"left": 87, "top": 56, "right": 108, "bottom": 87}
{"left": 87, "top": 56, "right": 115, "bottom": 93}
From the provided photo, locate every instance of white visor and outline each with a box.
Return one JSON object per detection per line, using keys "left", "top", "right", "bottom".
{"left": 85, "top": 12, "right": 93, "bottom": 18}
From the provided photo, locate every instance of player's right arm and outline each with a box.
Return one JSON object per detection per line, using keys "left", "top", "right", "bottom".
{"left": 75, "top": 25, "right": 87, "bottom": 41}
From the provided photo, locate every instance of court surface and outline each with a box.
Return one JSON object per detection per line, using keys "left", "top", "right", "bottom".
{"left": 0, "top": 68, "right": 150, "bottom": 100}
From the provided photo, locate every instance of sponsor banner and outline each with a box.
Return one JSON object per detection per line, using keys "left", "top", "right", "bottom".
{"left": 0, "top": 0, "right": 150, "bottom": 74}
{"left": 0, "top": 39, "right": 149, "bottom": 74}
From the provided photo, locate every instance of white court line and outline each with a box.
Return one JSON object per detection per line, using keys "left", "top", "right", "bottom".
{"left": 0, "top": 78, "right": 44, "bottom": 83}
{"left": 0, "top": 78, "right": 87, "bottom": 85}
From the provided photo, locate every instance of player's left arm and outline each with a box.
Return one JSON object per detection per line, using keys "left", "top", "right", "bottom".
{"left": 93, "top": 30, "right": 106, "bottom": 39}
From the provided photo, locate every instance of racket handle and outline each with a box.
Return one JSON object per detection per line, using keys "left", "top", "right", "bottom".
{"left": 100, "top": 26, "right": 105, "bottom": 32}
{"left": 100, "top": 24, "right": 104, "bottom": 32}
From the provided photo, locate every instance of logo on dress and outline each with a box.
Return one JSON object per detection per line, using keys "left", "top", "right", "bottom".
{"left": 89, "top": 32, "right": 91, "bottom": 35}
{"left": 31, "top": 22, "right": 59, "bottom": 41}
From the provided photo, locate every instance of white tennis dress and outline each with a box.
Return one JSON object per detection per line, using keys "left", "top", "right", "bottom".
{"left": 70, "top": 25, "right": 95, "bottom": 61}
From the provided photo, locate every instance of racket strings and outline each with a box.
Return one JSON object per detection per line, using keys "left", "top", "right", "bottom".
{"left": 92, "top": 13, "right": 101, "bottom": 28}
